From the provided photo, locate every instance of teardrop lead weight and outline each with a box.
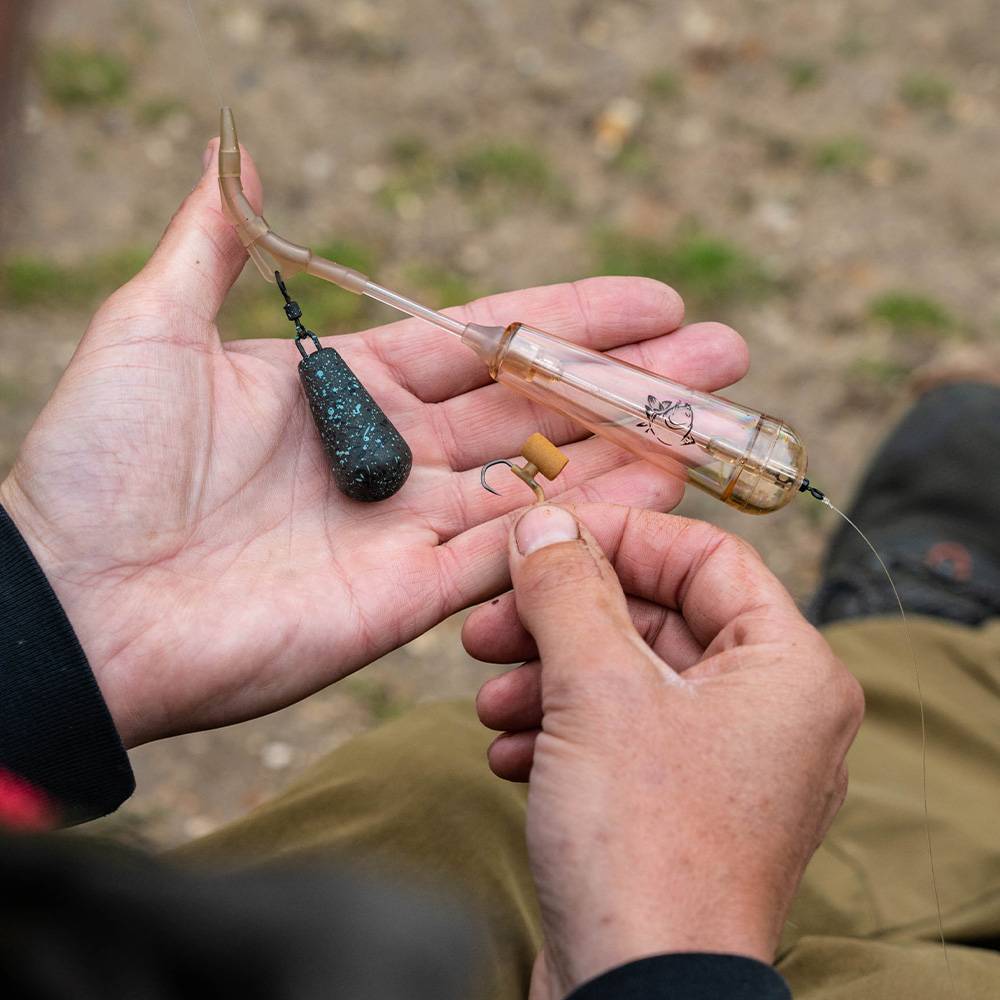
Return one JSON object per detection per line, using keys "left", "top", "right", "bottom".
{"left": 298, "top": 347, "right": 412, "bottom": 502}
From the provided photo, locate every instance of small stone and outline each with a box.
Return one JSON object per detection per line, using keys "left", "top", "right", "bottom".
{"left": 681, "top": 8, "right": 727, "bottom": 44}
{"left": 514, "top": 46, "right": 544, "bottom": 78}
{"left": 950, "top": 92, "right": 982, "bottom": 124}
{"left": 755, "top": 199, "right": 799, "bottom": 234}
{"left": 260, "top": 741, "right": 294, "bottom": 770}
{"left": 302, "top": 150, "right": 335, "bottom": 183}
{"left": 863, "top": 156, "right": 895, "bottom": 188}
{"left": 223, "top": 9, "right": 265, "bottom": 46}
{"left": 594, "top": 97, "right": 643, "bottom": 160}
{"left": 676, "top": 115, "right": 711, "bottom": 150}
{"left": 340, "top": 1, "right": 381, "bottom": 32}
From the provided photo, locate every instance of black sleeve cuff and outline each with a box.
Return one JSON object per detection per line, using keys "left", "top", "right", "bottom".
{"left": 0, "top": 504, "right": 134, "bottom": 825}
{"left": 567, "top": 953, "right": 792, "bottom": 1000}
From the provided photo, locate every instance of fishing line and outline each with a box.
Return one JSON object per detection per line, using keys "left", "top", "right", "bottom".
{"left": 819, "top": 494, "right": 956, "bottom": 997}
{"left": 186, "top": 0, "right": 224, "bottom": 107}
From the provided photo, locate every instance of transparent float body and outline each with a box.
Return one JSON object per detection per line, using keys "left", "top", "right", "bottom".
{"left": 463, "top": 322, "right": 808, "bottom": 514}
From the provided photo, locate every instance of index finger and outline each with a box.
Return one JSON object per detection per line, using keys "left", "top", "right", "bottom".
{"left": 569, "top": 503, "right": 807, "bottom": 649}
{"left": 357, "top": 276, "right": 688, "bottom": 404}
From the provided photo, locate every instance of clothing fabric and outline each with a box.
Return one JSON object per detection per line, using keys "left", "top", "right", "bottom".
{"left": 777, "top": 616, "right": 1000, "bottom": 998}
{"left": 169, "top": 699, "right": 793, "bottom": 1000}
{"left": 567, "top": 954, "right": 794, "bottom": 999}
{"left": 0, "top": 505, "right": 133, "bottom": 825}
{"left": 0, "top": 827, "right": 478, "bottom": 1000}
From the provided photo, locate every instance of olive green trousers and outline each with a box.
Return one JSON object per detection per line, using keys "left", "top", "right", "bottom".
{"left": 173, "top": 617, "right": 1000, "bottom": 998}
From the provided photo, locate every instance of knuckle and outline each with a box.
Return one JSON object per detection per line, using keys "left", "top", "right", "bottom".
{"left": 680, "top": 518, "right": 752, "bottom": 564}
{"left": 840, "top": 669, "right": 866, "bottom": 728}
{"left": 679, "top": 519, "right": 762, "bottom": 581}
{"left": 814, "top": 653, "right": 865, "bottom": 732}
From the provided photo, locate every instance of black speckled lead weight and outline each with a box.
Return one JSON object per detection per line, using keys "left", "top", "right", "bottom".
{"left": 298, "top": 347, "right": 412, "bottom": 502}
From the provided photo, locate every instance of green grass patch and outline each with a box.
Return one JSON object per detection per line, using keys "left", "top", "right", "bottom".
{"left": 612, "top": 142, "right": 657, "bottom": 178}
{"left": 376, "top": 135, "right": 441, "bottom": 214}
{"left": 403, "top": 264, "right": 478, "bottom": 310}
{"left": 784, "top": 59, "right": 822, "bottom": 92}
{"left": 3, "top": 258, "right": 66, "bottom": 305}
{"left": 595, "top": 229, "right": 776, "bottom": 316}
{"left": 312, "top": 240, "right": 375, "bottom": 276}
{"left": 2, "top": 247, "right": 150, "bottom": 308}
{"left": 333, "top": 28, "right": 406, "bottom": 64}
{"left": 38, "top": 46, "right": 130, "bottom": 109}
{"left": 0, "top": 378, "right": 27, "bottom": 406}
{"left": 217, "top": 285, "right": 377, "bottom": 342}
{"left": 74, "top": 144, "right": 102, "bottom": 169}
{"left": 814, "top": 135, "right": 872, "bottom": 173}
{"left": 900, "top": 73, "right": 953, "bottom": 112}
{"left": 346, "top": 677, "right": 412, "bottom": 723}
{"left": 136, "top": 97, "right": 188, "bottom": 127}
{"left": 377, "top": 169, "right": 441, "bottom": 214}
{"left": 868, "top": 292, "right": 957, "bottom": 336}
{"left": 388, "top": 134, "right": 429, "bottom": 167}
{"left": 646, "top": 69, "right": 682, "bottom": 101}
{"left": 454, "top": 142, "right": 554, "bottom": 197}
{"left": 848, "top": 355, "right": 910, "bottom": 387}
{"left": 837, "top": 22, "right": 871, "bottom": 59}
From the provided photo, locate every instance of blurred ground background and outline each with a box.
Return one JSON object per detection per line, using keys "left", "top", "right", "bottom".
{"left": 1, "top": 0, "right": 998, "bottom": 847}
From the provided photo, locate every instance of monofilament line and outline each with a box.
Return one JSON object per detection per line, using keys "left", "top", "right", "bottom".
{"left": 822, "top": 496, "right": 956, "bottom": 998}
{"left": 186, "top": 0, "right": 225, "bottom": 107}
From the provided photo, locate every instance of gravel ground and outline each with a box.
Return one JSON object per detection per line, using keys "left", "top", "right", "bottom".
{"left": 2, "top": 0, "right": 998, "bottom": 848}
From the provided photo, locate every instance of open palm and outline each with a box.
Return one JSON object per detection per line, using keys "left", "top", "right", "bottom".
{"left": 0, "top": 144, "right": 749, "bottom": 747}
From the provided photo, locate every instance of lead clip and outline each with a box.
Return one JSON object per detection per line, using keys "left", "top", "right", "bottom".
{"left": 481, "top": 433, "right": 570, "bottom": 503}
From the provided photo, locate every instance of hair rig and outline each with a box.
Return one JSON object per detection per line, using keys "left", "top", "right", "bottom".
{"left": 481, "top": 433, "right": 569, "bottom": 503}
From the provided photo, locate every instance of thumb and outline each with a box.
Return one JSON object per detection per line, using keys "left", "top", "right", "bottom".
{"left": 510, "top": 505, "right": 660, "bottom": 695}
{"left": 83, "top": 137, "right": 264, "bottom": 348}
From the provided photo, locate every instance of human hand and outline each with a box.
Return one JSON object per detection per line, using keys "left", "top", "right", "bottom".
{"left": 0, "top": 143, "right": 749, "bottom": 748}
{"left": 465, "top": 504, "right": 864, "bottom": 998}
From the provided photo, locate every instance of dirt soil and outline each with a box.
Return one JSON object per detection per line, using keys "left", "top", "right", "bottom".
{"left": 2, "top": 0, "right": 998, "bottom": 848}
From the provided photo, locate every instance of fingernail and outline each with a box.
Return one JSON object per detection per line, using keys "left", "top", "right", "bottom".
{"left": 202, "top": 142, "right": 215, "bottom": 175}
{"left": 515, "top": 505, "right": 579, "bottom": 556}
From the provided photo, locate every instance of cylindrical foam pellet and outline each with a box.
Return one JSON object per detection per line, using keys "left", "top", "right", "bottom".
{"left": 520, "top": 433, "right": 569, "bottom": 481}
